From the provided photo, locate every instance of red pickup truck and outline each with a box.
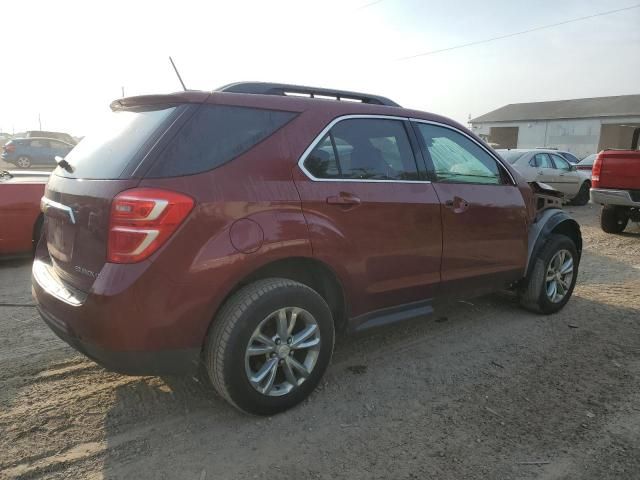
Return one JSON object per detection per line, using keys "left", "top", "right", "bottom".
{"left": 590, "top": 128, "right": 640, "bottom": 233}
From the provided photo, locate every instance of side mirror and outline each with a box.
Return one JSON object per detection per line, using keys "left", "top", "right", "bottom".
{"left": 570, "top": 165, "right": 577, "bottom": 171}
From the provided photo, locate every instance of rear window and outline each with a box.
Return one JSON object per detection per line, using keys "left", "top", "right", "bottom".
{"left": 497, "top": 150, "right": 526, "bottom": 164}
{"left": 56, "top": 106, "right": 177, "bottom": 179}
{"left": 147, "top": 105, "right": 297, "bottom": 177}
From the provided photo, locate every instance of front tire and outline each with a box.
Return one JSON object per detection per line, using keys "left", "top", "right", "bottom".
{"left": 600, "top": 205, "right": 628, "bottom": 233}
{"left": 520, "top": 234, "right": 579, "bottom": 314}
{"left": 205, "top": 278, "right": 335, "bottom": 415}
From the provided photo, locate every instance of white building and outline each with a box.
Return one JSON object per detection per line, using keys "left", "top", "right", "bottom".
{"left": 470, "top": 94, "right": 640, "bottom": 159}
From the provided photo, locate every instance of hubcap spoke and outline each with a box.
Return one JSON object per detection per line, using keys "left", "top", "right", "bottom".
{"left": 287, "top": 356, "right": 310, "bottom": 378}
{"left": 287, "top": 309, "right": 299, "bottom": 336}
{"left": 291, "top": 324, "right": 318, "bottom": 349}
{"left": 295, "top": 337, "right": 320, "bottom": 350}
{"left": 261, "top": 361, "right": 279, "bottom": 394}
{"left": 251, "top": 357, "right": 278, "bottom": 384}
{"left": 247, "top": 344, "right": 274, "bottom": 356}
{"left": 276, "top": 310, "right": 289, "bottom": 340}
{"left": 282, "top": 358, "right": 298, "bottom": 386}
{"left": 547, "top": 280, "right": 557, "bottom": 301}
{"left": 560, "top": 258, "right": 573, "bottom": 275}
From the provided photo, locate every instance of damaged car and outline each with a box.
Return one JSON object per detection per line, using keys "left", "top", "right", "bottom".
{"left": 33, "top": 82, "right": 582, "bottom": 415}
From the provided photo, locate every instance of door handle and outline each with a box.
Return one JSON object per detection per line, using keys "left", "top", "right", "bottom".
{"left": 326, "top": 194, "right": 361, "bottom": 206}
{"left": 537, "top": 171, "right": 544, "bottom": 175}
{"left": 444, "top": 197, "right": 470, "bottom": 213}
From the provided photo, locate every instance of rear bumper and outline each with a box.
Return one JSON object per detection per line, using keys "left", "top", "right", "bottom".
{"left": 590, "top": 188, "right": 640, "bottom": 207}
{"left": 32, "top": 259, "right": 202, "bottom": 375}
{"left": 36, "top": 302, "right": 199, "bottom": 375}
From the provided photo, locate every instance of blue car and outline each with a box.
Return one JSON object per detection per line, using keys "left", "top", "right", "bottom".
{"left": 1, "top": 137, "right": 74, "bottom": 169}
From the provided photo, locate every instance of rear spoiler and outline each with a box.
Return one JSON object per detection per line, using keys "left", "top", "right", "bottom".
{"left": 110, "top": 91, "right": 210, "bottom": 111}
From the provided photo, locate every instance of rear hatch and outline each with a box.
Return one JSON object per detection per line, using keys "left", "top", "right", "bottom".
{"left": 41, "top": 102, "right": 189, "bottom": 292}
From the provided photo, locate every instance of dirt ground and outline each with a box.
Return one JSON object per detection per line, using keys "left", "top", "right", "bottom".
{"left": 1, "top": 204, "right": 639, "bottom": 480}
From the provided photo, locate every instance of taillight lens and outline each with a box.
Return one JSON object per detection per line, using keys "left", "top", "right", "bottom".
{"left": 591, "top": 154, "right": 603, "bottom": 188}
{"left": 108, "top": 188, "right": 194, "bottom": 263}
{"left": 3, "top": 144, "right": 15, "bottom": 153}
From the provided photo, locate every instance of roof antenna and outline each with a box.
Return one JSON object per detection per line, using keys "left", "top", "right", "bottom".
{"left": 169, "top": 56, "right": 187, "bottom": 91}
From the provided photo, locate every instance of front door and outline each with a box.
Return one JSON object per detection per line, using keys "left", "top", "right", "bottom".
{"left": 293, "top": 116, "right": 442, "bottom": 318}
{"left": 413, "top": 121, "right": 528, "bottom": 297}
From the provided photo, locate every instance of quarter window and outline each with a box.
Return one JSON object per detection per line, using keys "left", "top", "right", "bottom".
{"left": 304, "top": 118, "right": 419, "bottom": 180}
{"left": 148, "top": 105, "right": 297, "bottom": 177}
{"left": 415, "top": 123, "right": 504, "bottom": 184}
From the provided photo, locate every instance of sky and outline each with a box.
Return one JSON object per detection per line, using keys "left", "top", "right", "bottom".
{"left": 0, "top": 0, "right": 638, "bottom": 136}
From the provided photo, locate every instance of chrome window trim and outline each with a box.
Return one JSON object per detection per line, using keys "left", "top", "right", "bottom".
{"left": 296, "top": 114, "right": 430, "bottom": 184}
{"left": 409, "top": 118, "right": 517, "bottom": 185}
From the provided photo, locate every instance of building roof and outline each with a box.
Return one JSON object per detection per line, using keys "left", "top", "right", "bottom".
{"left": 471, "top": 94, "right": 640, "bottom": 123}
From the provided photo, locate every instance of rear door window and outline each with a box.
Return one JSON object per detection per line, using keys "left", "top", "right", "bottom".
{"left": 147, "top": 105, "right": 297, "bottom": 177}
{"left": 531, "top": 153, "right": 553, "bottom": 168}
{"left": 303, "top": 118, "right": 420, "bottom": 181}
{"left": 57, "top": 106, "right": 178, "bottom": 179}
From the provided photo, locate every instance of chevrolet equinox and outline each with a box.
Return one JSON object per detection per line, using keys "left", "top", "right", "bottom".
{"left": 33, "top": 82, "right": 582, "bottom": 415}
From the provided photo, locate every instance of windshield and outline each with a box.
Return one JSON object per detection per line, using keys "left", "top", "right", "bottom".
{"left": 55, "top": 106, "right": 177, "bottom": 179}
{"left": 496, "top": 150, "right": 526, "bottom": 164}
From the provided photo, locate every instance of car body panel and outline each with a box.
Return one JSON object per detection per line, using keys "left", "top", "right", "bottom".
{"left": 592, "top": 150, "right": 640, "bottom": 191}
{"left": 431, "top": 182, "right": 528, "bottom": 296}
{"left": 0, "top": 171, "right": 48, "bottom": 255}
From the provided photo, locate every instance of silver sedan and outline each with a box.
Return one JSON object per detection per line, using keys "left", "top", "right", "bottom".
{"left": 497, "top": 149, "right": 591, "bottom": 206}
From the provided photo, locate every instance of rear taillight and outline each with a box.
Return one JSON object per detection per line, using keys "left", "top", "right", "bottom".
{"left": 591, "top": 154, "right": 603, "bottom": 188}
{"left": 108, "top": 188, "right": 194, "bottom": 263}
{"left": 3, "top": 144, "right": 15, "bottom": 153}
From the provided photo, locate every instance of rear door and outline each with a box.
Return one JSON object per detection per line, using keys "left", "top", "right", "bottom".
{"left": 550, "top": 153, "right": 580, "bottom": 197}
{"left": 40, "top": 105, "right": 180, "bottom": 292}
{"left": 412, "top": 120, "right": 528, "bottom": 297}
{"left": 294, "top": 116, "right": 442, "bottom": 317}
{"left": 529, "top": 152, "right": 557, "bottom": 186}
{"left": 28, "top": 139, "right": 49, "bottom": 165}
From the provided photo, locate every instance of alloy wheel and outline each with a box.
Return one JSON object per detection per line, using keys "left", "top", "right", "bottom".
{"left": 244, "top": 307, "right": 321, "bottom": 397}
{"left": 545, "top": 249, "right": 574, "bottom": 303}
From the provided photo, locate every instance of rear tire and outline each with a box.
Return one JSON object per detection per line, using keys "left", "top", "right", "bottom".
{"left": 520, "top": 234, "right": 578, "bottom": 315}
{"left": 571, "top": 181, "right": 590, "bottom": 206}
{"left": 600, "top": 205, "right": 628, "bottom": 233}
{"left": 205, "top": 278, "right": 334, "bottom": 415}
{"left": 17, "top": 156, "right": 31, "bottom": 168}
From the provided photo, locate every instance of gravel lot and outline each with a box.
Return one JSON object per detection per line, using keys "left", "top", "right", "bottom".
{"left": 1, "top": 204, "right": 639, "bottom": 480}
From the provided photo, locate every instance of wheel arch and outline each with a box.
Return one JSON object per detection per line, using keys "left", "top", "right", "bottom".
{"left": 212, "top": 256, "right": 348, "bottom": 334}
{"left": 525, "top": 209, "right": 582, "bottom": 278}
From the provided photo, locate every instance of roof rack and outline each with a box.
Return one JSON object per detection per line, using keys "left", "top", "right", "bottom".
{"left": 216, "top": 82, "right": 400, "bottom": 107}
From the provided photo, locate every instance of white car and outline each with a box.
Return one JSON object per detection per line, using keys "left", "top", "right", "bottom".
{"left": 497, "top": 149, "right": 591, "bottom": 205}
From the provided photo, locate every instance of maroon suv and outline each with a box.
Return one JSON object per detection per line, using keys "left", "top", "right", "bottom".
{"left": 33, "top": 82, "right": 582, "bottom": 415}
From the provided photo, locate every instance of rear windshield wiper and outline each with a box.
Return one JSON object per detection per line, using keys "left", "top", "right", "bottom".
{"left": 55, "top": 156, "right": 74, "bottom": 173}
